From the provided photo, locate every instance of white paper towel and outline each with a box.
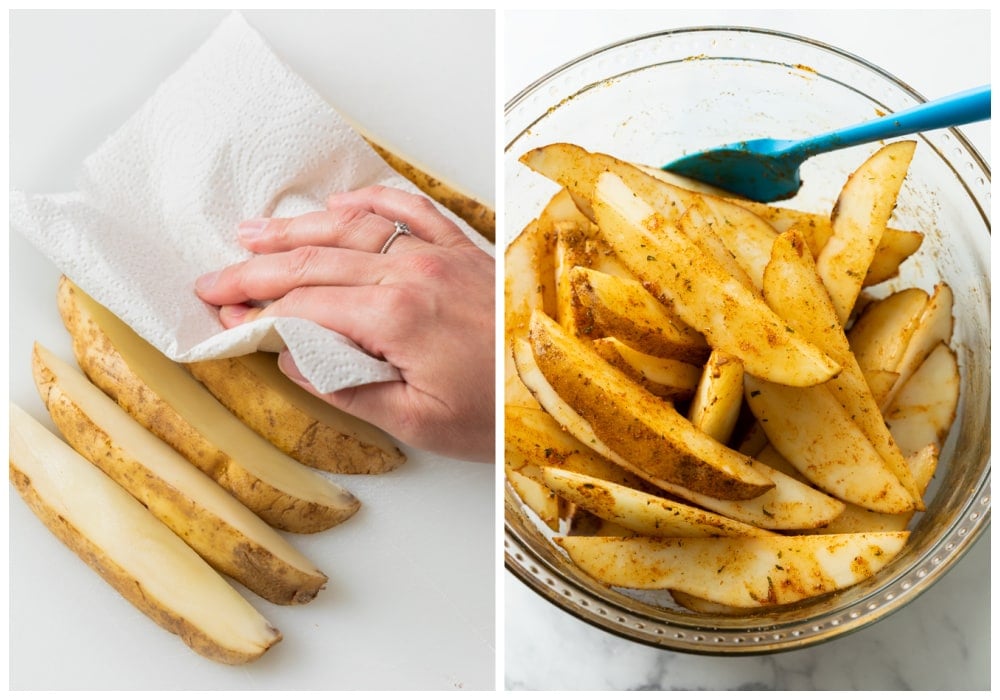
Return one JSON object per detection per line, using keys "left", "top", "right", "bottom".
{"left": 11, "top": 12, "right": 488, "bottom": 394}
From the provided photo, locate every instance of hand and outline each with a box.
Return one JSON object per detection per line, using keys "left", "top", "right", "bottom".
{"left": 195, "top": 186, "right": 495, "bottom": 463}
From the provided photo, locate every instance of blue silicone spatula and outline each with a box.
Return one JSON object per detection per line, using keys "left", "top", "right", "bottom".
{"left": 660, "top": 84, "right": 990, "bottom": 202}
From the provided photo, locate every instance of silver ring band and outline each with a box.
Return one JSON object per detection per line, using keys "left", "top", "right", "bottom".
{"left": 380, "top": 221, "right": 412, "bottom": 254}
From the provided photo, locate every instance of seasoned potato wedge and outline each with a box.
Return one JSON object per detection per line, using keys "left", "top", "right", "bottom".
{"left": 542, "top": 467, "right": 772, "bottom": 538}
{"left": 505, "top": 462, "right": 560, "bottom": 532}
{"left": 592, "top": 172, "right": 840, "bottom": 386}
{"left": 513, "top": 335, "right": 842, "bottom": 530}
{"left": 882, "top": 283, "right": 955, "bottom": 410}
{"left": 33, "top": 344, "right": 329, "bottom": 605}
{"left": 885, "top": 342, "right": 960, "bottom": 457}
{"left": 590, "top": 337, "right": 701, "bottom": 400}
{"left": 568, "top": 266, "right": 708, "bottom": 363}
{"left": 556, "top": 532, "right": 909, "bottom": 607}
{"left": 744, "top": 376, "right": 915, "bottom": 514}
{"left": 815, "top": 141, "right": 916, "bottom": 324}
{"left": 506, "top": 404, "right": 654, "bottom": 491}
{"left": 9, "top": 404, "right": 281, "bottom": 664}
{"left": 526, "top": 311, "right": 774, "bottom": 501}
{"left": 687, "top": 349, "right": 744, "bottom": 444}
{"left": 762, "top": 229, "right": 921, "bottom": 506}
{"left": 188, "top": 352, "right": 404, "bottom": 475}
{"left": 57, "top": 277, "right": 360, "bottom": 534}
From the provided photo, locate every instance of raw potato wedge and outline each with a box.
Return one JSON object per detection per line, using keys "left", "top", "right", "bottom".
{"left": 744, "top": 375, "right": 915, "bottom": 514}
{"left": 762, "top": 230, "right": 921, "bottom": 507}
{"left": 687, "top": 349, "right": 744, "bottom": 444}
{"left": 556, "top": 532, "right": 909, "bottom": 607}
{"left": 9, "top": 404, "right": 281, "bottom": 664}
{"left": 57, "top": 277, "right": 360, "bottom": 534}
{"left": 363, "top": 136, "right": 494, "bottom": 242}
{"left": 187, "top": 352, "right": 404, "bottom": 475}
{"left": 527, "top": 311, "right": 774, "bottom": 501}
{"left": 33, "top": 344, "right": 328, "bottom": 605}
{"left": 542, "top": 466, "right": 772, "bottom": 538}
{"left": 815, "top": 141, "right": 916, "bottom": 324}
{"left": 592, "top": 172, "right": 840, "bottom": 386}
{"left": 513, "top": 335, "right": 843, "bottom": 530}
{"left": 591, "top": 337, "right": 701, "bottom": 401}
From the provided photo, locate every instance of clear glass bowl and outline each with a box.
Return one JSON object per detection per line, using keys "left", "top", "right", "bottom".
{"left": 504, "top": 27, "right": 990, "bottom": 654}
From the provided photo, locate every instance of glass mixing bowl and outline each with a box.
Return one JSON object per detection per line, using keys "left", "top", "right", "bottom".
{"left": 504, "top": 26, "right": 990, "bottom": 654}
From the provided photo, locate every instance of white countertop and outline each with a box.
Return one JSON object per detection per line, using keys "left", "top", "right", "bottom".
{"left": 503, "top": 9, "right": 990, "bottom": 691}
{"left": 8, "top": 10, "right": 495, "bottom": 691}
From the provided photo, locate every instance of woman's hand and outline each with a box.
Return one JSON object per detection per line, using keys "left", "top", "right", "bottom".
{"left": 195, "top": 186, "right": 495, "bottom": 463}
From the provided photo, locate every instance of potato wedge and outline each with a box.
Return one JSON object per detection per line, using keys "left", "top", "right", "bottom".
{"left": 57, "top": 277, "right": 360, "bottom": 534}
{"left": 744, "top": 376, "right": 915, "bottom": 513}
{"left": 809, "top": 444, "right": 938, "bottom": 535}
{"left": 505, "top": 462, "right": 560, "bottom": 532}
{"left": 9, "top": 403, "right": 281, "bottom": 664}
{"left": 542, "top": 466, "right": 772, "bottom": 538}
{"left": 505, "top": 195, "right": 560, "bottom": 409}
{"left": 725, "top": 199, "right": 923, "bottom": 287}
{"left": 762, "top": 229, "right": 921, "bottom": 507}
{"left": 527, "top": 311, "right": 774, "bottom": 501}
{"left": 568, "top": 266, "right": 708, "bottom": 363}
{"left": 556, "top": 532, "right": 909, "bottom": 607}
{"left": 815, "top": 141, "right": 916, "bottom": 324}
{"left": 363, "top": 136, "right": 495, "bottom": 242}
{"left": 591, "top": 337, "right": 701, "bottom": 400}
{"left": 592, "top": 171, "right": 840, "bottom": 386}
{"left": 523, "top": 143, "right": 777, "bottom": 289}
{"left": 505, "top": 404, "right": 654, "bottom": 491}
{"left": 32, "top": 344, "right": 329, "bottom": 605}
{"left": 881, "top": 283, "right": 955, "bottom": 410}
{"left": 885, "top": 342, "right": 960, "bottom": 457}
{"left": 188, "top": 352, "right": 404, "bottom": 475}
{"left": 848, "top": 287, "right": 928, "bottom": 371}
{"left": 513, "top": 335, "right": 843, "bottom": 530}
{"left": 676, "top": 200, "right": 760, "bottom": 294}
{"left": 687, "top": 349, "right": 744, "bottom": 444}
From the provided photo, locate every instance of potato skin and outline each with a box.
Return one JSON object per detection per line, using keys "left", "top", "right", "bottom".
{"left": 9, "top": 462, "right": 281, "bottom": 665}
{"left": 187, "top": 354, "right": 404, "bottom": 475}
{"left": 365, "top": 137, "right": 495, "bottom": 242}
{"left": 529, "top": 313, "right": 773, "bottom": 501}
{"left": 56, "top": 277, "right": 359, "bottom": 534}
{"left": 33, "top": 350, "right": 329, "bottom": 605}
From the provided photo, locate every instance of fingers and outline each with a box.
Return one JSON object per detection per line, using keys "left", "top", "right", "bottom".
{"left": 195, "top": 246, "right": 385, "bottom": 306}
{"left": 238, "top": 208, "right": 421, "bottom": 256}
{"left": 326, "top": 186, "right": 470, "bottom": 248}
{"left": 218, "top": 285, "right": 405, "bottom": 356}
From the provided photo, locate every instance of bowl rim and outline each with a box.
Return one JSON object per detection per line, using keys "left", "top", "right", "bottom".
{"left": 503, "top": 24, "right": 991, "bottom": 655}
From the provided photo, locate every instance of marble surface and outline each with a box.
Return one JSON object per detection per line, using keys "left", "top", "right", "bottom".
{"left": 503, "top": 9, "right": 990, "bottom": 692}
{"left": 9, "top": 10, "right": 495, "bottom": 691}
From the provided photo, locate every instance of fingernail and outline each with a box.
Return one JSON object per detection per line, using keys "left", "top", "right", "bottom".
{"left": 219, "top": 304, "right": 251, "bottom": 325}
{"left": 238, "top": 218, "right": 269, "bottom": 240}
{"left": 278, "top": 351, "right": 306, "bottom": 383}
{"left": 195, "top": 271, "right": 219, "bottom": 292}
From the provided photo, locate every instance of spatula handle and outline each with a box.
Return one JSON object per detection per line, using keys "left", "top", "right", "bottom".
{"left": 796, "top": 84, "right": 991, "bottom": 157}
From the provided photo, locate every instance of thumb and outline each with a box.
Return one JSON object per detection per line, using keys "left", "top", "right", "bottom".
{"left": 277, "top": 350, "right": 407, "bottom": 436}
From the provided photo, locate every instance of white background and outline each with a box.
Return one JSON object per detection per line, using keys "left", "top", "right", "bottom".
{"left": 8, "top": 9, "right": 495, "bottom": 691}
{"left": 504, "top": 8, "right": 990, "bottom": 691}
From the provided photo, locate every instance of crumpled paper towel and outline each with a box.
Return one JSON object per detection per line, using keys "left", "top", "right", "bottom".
{"left": 11, "top": 12, "right": 488, "bottom": 394}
